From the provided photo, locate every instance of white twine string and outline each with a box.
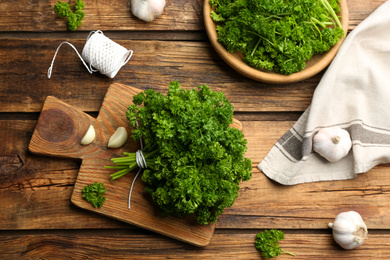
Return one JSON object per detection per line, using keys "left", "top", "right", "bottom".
{"left": 47, "top": 30, "right": 133, "bottom": 79}
{"left": 136, "top": 150, "right": 147, "bottom": 169}
{"left": 128, "top": 120, "right": 145, "bottom": 209}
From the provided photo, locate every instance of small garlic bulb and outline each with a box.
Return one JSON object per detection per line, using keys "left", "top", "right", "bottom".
{"left": 328, "top": 211, "right": 368, "bottom": 250}
{"left": 131, "top": 0, "right": 166, "bottom": 22}
{"left": 313, "top": 127, "right": 352, "bottom": 162}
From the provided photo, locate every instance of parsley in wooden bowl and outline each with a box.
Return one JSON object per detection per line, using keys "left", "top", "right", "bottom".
{"left": 204, "top": 0, "right": 349, "bottom": 84}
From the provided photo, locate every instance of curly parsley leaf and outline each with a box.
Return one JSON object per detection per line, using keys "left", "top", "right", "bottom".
{"left": 54, "top": 1, "right": 70, "bottom": 17}
{"left": 75, "top": 0, "right": 85, "bottom": 11}
{"left": 82, "top": 182, "right": 106, "bottom": 208}
{"left": 255, "top": 230, "right": 295, "bottom": 259}
{"left": 54, "top": 0, "right": 85, "bottom": 31}
{"left": 211, "top": 0, "right": 344, "bottom": 75}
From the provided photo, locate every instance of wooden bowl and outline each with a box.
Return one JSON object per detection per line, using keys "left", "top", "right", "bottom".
{"left": 204, "top": 0, "right": 349, "bottom": 84}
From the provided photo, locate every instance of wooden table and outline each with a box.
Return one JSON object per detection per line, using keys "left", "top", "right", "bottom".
{"left": 1, "top": 0, "right": 389, "bottom": 258}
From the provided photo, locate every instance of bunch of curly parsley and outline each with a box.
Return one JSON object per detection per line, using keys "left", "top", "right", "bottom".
{"left": 210, "top": 0, "right": 344, "bottom": 75}
{"left": 54, "top": 0, "right": 85, "bottom": 31}
{"left": 109, "top": 81, "right": 252, "bottom": 225}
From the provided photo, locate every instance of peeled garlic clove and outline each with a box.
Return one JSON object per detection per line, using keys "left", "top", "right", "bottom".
{"left": 108, "top": 127, "right": 128, "bottom": 148}
{"left": 313, "top": 127, "right": 352, "bottom": 162}
{"left": 328, "top": 211, "right": 368, "bottom": 250}
{"left": 131, "top": 0, "right": 166, "bottom": 22}
{"left": 80, "top": 125, "right": 96, "bottom": 145}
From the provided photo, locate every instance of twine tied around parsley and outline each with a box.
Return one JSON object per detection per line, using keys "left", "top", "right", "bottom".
{"left": 105, "top": 119, "right": 158, "bottom": 209}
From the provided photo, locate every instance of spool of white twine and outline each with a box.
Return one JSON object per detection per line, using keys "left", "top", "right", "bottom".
{"left": 48, "top": 30, "right": 133, "bottom": 79}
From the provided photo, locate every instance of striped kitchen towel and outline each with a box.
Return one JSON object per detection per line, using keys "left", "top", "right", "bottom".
{"left": 258, "top": 0, "right": 390, "bottom": 185}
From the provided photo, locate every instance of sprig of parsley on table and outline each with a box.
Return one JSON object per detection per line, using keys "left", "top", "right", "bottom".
{"left": 82, "top": 182, "right": 106, "bottom": 208}
{"left": 255, "top": 230, "right": 295, "bottom": 259}
{"left": 210, "top": 0, "right": 345, "bottom": 75}
{"left": 54, "top": 0, "right": 85, "bottom": 31}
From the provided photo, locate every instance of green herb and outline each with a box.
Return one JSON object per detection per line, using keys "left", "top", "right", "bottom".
{"left": 82, "top": 182, "right": 106, "bottom": 208}
{"left": 255, "top": 230, "right": 295, "bottom": 259}
{"left": 106, "top": 81, "right": 252, "bottom": 225}
{"left": 54, "top": 0, "right": 85, "bottom": 31}
{"left": 210, "top": 0, "right": 345, "bottom": 75}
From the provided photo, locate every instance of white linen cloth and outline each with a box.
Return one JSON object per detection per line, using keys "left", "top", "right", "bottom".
{"left": 258, "top": 0, "right": 390, "bottom": 185}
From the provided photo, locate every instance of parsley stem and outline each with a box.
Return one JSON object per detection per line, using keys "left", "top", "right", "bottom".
{"left": 111, "top": 157, "right": 136, "bottom": 163}
{"left": 144, "top": 148, "right": 160, "bottom": 159}
{"left": 310, "top": 17, "right": 327, "bottom": 28}
{"left": 260, "top": 12, "right": 291, "bottom": 20}
{"left": 248, "top": 31, "right": 274, "bottom": 47}
{"left": 309, "top": 19, "right": 323, "bottom": 41}
{"left": 110, "top": 163, "right": 133, "bottom": 166}
{"left": 281, "top": 249, "right": 296, "bottom": 257}
{"left": 304, "top": 20, "right": 334, "bottom": 27}
{"left": 320, "top": 0, "right": 342, "bottom": 28}
{"left": 110, "top": 167, "right": 132, "bottom": 180}
{"left": 104, "top": 166, "right": 127, "bottom": 169}
{"left": 107, "top": 149, "right": 160, "bottom": 180}
{"left": 251, "top": 38, "right": 262, "bottom": 57}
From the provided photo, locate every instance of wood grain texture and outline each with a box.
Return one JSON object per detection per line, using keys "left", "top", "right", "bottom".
{"left": 0, "top": 230, "right": 388, "bottom": 259}
{"left": 0, "top": 1, "right": 386, "bottom": 113}
{"left": 0, "top": 38, "right": 316, "bottom": 113}
{"left": 0, "top": 119, "right": 388, "bottom": 231}
{"left": 0, "top": 0, "right": 385, "bottom": 32}
{"left": 0, "top": 0, "right": 204, "bottom": 32}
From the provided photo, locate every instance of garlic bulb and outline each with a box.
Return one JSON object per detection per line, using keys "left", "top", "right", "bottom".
{"left": 131, "top": 0, "right": 166, "bottom": 22}
{"left": 328, "top": 211, "right": 368, "bottom": 250}
{"left": 108, "top": 127, "right": 128, "bottom": 148}
{"left": 313, "top": 127, "right": 352, "bottom": 162}
{"left": 80, "top": 125, "right": 96, "bottom": 145}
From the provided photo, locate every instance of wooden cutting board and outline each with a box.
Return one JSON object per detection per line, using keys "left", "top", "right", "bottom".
{"left": 28, "top": 83, "right": 243, "bottom": 247}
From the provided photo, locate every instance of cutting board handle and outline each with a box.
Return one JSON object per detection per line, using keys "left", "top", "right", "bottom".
{"left": 29, "top": 96, "right": 100, "bottom": 159}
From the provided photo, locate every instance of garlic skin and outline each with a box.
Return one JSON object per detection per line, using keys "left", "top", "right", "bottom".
{"left": 108, "top": 127, "right": 128, "bottom": 148}
{"left": 131, "top": 0, "right": 166, "bottom": 22}
{"left": 313, "top": 127, "right": 352, "bottom": 162}
{"left": 328, "top": 211, "right": 368, "bottom": 250}
{"left": 80, "top": 125, "right": 96, "bottom": 145}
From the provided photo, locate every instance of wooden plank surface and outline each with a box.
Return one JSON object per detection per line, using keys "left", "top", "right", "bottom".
{"left": 0, "top": 230, "right": 389, "bottom": 259}
{"left": 0, "top": 0, "right": 204, "bottom": 32}
{"left": 2, "top": 119, "right": 390, "bottom": 230}
{"left": 0, "top": 0, "right": 384, "bottom": 31}
{"left": 0, "top": 38, "right": 317, "bottom": 113}
{"left": 1, "top": 0, "right": 389, "bottom": 258}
